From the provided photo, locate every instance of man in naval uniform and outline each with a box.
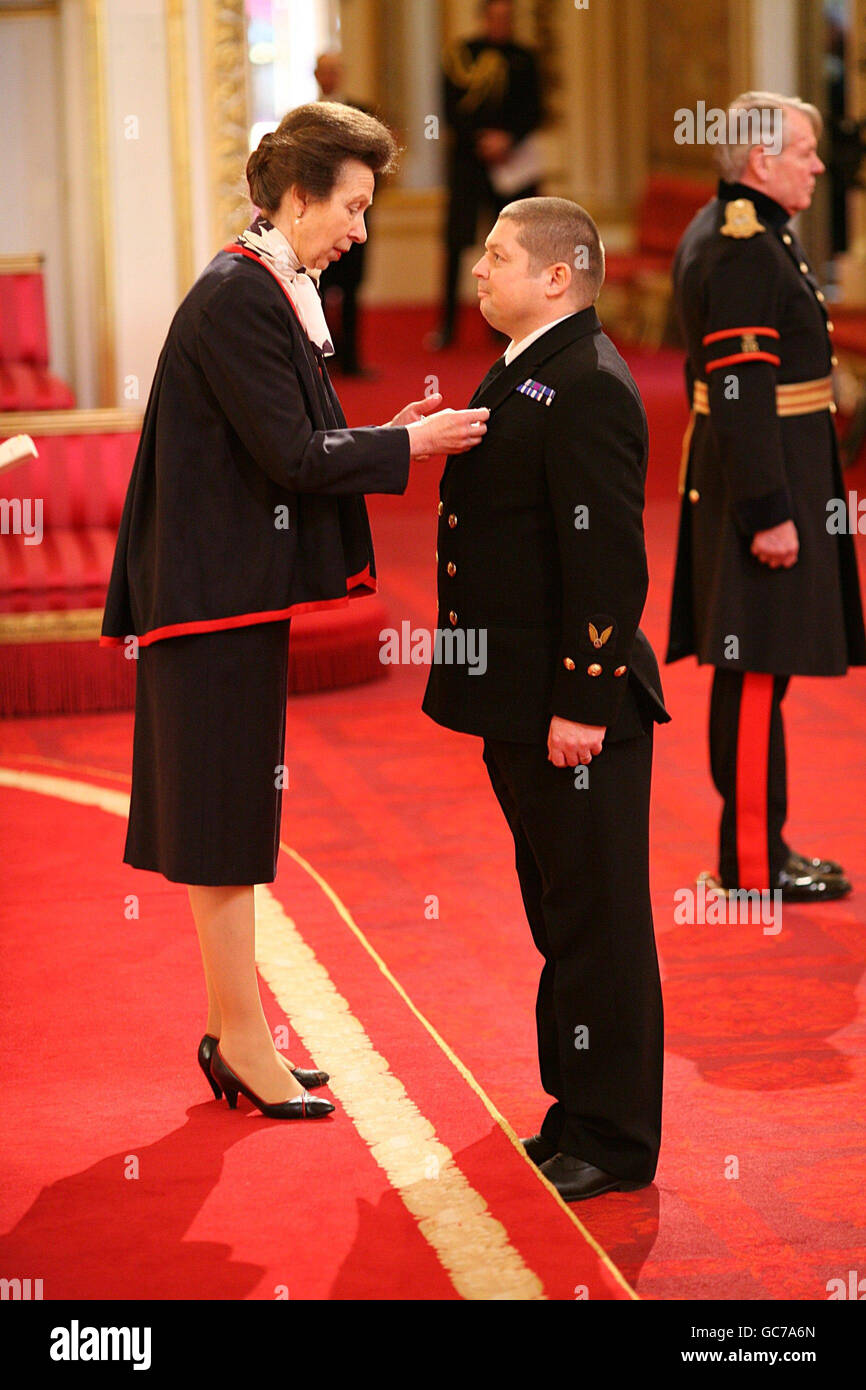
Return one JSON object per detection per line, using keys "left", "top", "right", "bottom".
{"left": 429, "top": 0, "right": 542, "bottom": 349}
{"left": 422, "top": 197, "right": 670, "bottom": 1201}
{"left": 667, "top": 92, "right": 866, "bottom": 902}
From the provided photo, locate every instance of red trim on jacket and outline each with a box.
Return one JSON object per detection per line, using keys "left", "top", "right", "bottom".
{"left": 705, "top": 351, "right": 781, "bottom": 372}
{"left": 223, "top": 244, "right": 307, "bottom": 327}
{"left": 98, "top": 566, "right": 376, "bottom": 648}
{"left": 224, "top": 244, "right": 330, "bottom": 379}
{"left": 702, "top": 326, "right": 781, "bottom": 345}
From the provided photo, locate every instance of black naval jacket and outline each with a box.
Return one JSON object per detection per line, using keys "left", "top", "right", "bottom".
{"left": 443, "top": 36, "right": 541, "bottom": 161}
{"left": 422, "top": 308, "right": 669, "bottom": 744}
{"left": 100, "top": 242, "right": 409, "bottom": 649}
{"left": 667, "top": 180, "right": 866, "bottom": 675}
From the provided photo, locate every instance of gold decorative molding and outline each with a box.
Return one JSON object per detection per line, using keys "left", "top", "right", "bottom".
{"left": 0, "top": 3, "right": 58, "bottom": 16}
{"left": 166, "top": 0, "right": 195, "bottom": 295}
{"left": 84, "top": 0, "right": 116, "bottom": 406}
{"left": 0, "top": 407, "right": 142, "bottom": 435}
{"left": 201, "top": 0, "right": 251, "bottom": 252}
{"left": 0, "top": 254, "right": 45, "bottom": 274}
{"left": 0, "top": 609, "right": 105, "bottom": 645}
{"left": 646, "top": 0, "right": 752, "bottom": 176}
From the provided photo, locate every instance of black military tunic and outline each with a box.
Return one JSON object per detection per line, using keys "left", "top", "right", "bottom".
{"left": 667, "top": 179, "right": 866, "bottom": 675}
{"left": 666, "top": 180, "right": 866, "bottom": 890}
{"left": 437, "top": 34, "right": 542, "bottom": 341}
{"left": 423, "top": 309, "right": 669, "bottom": 1184}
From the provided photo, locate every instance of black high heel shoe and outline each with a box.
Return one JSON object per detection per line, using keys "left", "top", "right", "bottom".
{"left": 210, "top": 1047, "right": 334, "bottom": 1119}
{"left": 198, "top": 1033, "right": 330, "bottom": 1095}
{"left": 198, "top": 1034, "right": 223, "bottom": 1099}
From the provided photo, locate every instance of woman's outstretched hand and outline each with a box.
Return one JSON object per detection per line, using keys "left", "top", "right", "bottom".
{"left": 387, "top": 392, "right": 445, "bottom": 429}
{"left": 404, "top": 405, "right": 489, "bottom": 459}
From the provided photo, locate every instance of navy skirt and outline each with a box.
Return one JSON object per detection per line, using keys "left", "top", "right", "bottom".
{"left": 124, "top": 619, "right": 291, "bottom": 885}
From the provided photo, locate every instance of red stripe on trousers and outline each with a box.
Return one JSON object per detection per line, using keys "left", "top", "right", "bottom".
{"left": 736, "top": 672, "right": 774, "bottom": 889}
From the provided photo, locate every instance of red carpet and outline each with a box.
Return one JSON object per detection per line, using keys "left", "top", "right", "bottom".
{"left": 1, "top": 305, "right": 865, "bottom": 1300}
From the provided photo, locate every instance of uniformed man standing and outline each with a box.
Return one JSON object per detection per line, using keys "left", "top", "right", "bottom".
{"left": 314, "top": 52, "right": 375, "bottom": 377}
{"left": 428, "top": 0, "right": 541, "bottom": 349}
{"left": 423, "top": 198, "right": 670, "bottom": 1201}
{"left": 667, "top": 91, "right": 866, "bottom": 901}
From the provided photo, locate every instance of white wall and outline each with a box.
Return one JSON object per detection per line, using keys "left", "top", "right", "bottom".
{"left": 104, "top": 0, "right": 178, "bottom": 407}
{"left": 751, "top": 0, "right": 798, "bottom": 93}
{"left": 0, "top": 12, "right": 71, "bottom": 386}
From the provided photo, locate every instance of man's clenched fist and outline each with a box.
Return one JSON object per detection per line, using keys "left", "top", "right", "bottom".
{"left": 547, "top": 715, "right": 606, "bottom": 768}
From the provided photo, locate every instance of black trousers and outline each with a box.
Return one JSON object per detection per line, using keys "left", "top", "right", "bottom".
{"left": 482, "top": 729, "right": 663, "bottom": 1184}
{"left": 709, "top": 669, "right": 790, "bottom": 889}
{"left": 320, "top": 242, "right": 366, "bottom": 372}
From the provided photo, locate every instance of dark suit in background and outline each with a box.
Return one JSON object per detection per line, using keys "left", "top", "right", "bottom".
{"left": 423, "top": 308, "right": 670, "bottom": 1184}
{"left": 317, "top": 95, "right": 373, "bottom": 374}
{"left": 436, "top": 35, "right": 541, "bottom": 345}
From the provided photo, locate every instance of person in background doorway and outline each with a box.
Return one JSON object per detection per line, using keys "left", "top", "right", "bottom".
{"left": 429, "top": 0, "right": 542, "bottom": 350}
{"left": 315, "top": 51, "right": 377, "bottom": 377}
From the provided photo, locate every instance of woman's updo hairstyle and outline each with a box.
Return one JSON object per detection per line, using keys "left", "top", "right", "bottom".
{"left": 246, "top": 101, "right": 399, "bottom": 215}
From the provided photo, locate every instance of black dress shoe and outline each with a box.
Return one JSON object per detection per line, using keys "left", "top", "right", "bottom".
{"left": 210, "top": 1048, "right": 334, "bottom": 1119}
{"left": 786, "top": 849, "right": 845, "bottom": 878}
{"left": 287, "top": 1065, "right": 332, "bottom": 1089}
{"left": 700, "top": 869, "right": 851, "bottom": 904}
{"left": 775, "top": 864, "right": 851, "bottom": 902}
{"left": 198, "top": 1033, "right": 329, "bottom": 1097}
{"left": 538, "top": 1153, "right": 647, "bottom": 1202}
{"left": 520, "top": 1133, "right": 559, "bottom": 1166}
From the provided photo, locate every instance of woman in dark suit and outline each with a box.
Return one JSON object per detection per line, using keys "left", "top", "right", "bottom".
{"left": 100, "top": 102, "right": 488, "bottom": 1121}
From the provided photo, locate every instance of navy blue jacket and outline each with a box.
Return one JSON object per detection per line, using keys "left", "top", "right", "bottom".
{"left": 101, "top": 242, "right": 409, "bottom": 648}
{"left": 422, "top": 307, "right": 669, "bottom": 743}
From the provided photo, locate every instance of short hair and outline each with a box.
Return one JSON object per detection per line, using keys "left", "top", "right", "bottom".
{"left": 246, "top": 102, "right": 399, "bottom": 215}
{"left": 717, "top": 91, "right": 823, "bottom": 181}
{"left": 498, "top": 196, "right": 605, "bottom": 303}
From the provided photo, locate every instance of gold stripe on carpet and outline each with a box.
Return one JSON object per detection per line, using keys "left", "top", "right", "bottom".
{"left": 255, "top": 884, "right": 545, "bottom": 1300}
{"left": 280, "top": 841, "right": 640, "bottom": 1300}
{"left": 0, "top": 766, "right": 549, "bottom": 1301}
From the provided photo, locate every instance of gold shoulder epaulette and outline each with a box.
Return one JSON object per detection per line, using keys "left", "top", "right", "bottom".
{"left": 720, "top": 198, "right": 766, "bottom": 239}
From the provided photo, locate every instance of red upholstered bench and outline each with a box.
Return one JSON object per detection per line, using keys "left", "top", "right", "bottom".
{"left": 0, "top": 408, "right": 390, "bottom": 715}
{"left": 0, "top": 256, "right": 75, "bottom": 412}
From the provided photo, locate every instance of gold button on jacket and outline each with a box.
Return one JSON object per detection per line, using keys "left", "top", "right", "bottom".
{"left": 587, "top": 663, "right": 602, "bottom": 677}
